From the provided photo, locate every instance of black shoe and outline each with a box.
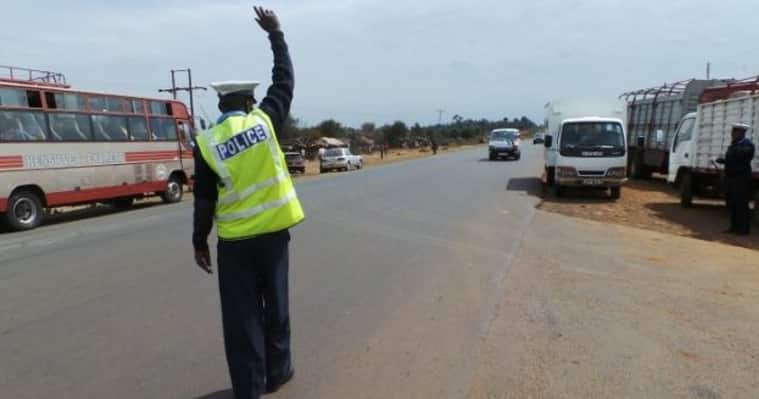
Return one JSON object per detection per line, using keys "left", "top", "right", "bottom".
{"left": 265, "top": 368, "right": 294, "bottom": 394}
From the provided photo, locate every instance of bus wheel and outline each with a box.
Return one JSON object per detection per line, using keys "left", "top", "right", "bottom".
{"left": 161, "top": 176, "right": 184, "bottom": 204}
{"left": 5, "top": 191, "right": 44, "bottom": 231}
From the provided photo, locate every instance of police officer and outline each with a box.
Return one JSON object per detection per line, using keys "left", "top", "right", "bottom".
{"left": 717, "top": 123, "right": 755, "bottom": 236}
{"left": 192, "top": 6, "right": 303, "bottom": 399}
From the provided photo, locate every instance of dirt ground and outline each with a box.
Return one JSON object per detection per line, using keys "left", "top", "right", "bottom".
{"left": 537, "top": 177, "right": 759, "bottom": 251}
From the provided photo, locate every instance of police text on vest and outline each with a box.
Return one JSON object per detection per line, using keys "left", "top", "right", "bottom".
{"left": 216, "top": 125, "right": 269, "bottom": 161}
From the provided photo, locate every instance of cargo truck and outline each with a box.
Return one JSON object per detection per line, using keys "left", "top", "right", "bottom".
{"left": 620, "top": 79, "right": 730, "bottom": 179}
{"left": 544, "top": 99, "right": 628, "bottom": 199}
{"left": 667, "top": 77, "right": 759, "bottom": 207}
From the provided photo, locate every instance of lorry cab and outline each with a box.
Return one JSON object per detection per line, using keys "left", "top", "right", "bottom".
{"left": 667, "top": 112, "right": 697, "bottom": 185}
{"left": 544, "top": 116, "right": 628, "bottom": 198}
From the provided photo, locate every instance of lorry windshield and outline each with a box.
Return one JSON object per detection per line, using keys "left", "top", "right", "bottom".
{"left": 560, "top": 122, "right": 624, "bottom": 150}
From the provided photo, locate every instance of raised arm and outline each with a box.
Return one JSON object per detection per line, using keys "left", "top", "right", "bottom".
{"left": 254, "top": 6, "right": 294, "bottom": 134}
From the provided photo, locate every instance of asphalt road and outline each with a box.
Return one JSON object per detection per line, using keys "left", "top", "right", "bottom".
{"left": 0, "top": 144, "right": 545, "bottom": 399}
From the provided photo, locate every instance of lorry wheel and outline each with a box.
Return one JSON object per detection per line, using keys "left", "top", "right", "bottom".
{"left": 161, "top": 176, "right": 184, "bottom": 204}
{"left": 546, "top": 167, "right": 555, "bottom": 186}
{"left": 5, "top": 190, "right": 44, "bottom": 231}
{"left": 629, "top": 156, "right": 644, "bottom": 179}
{"left": 489, "top": 152, "right": 496, "bottom": 161}
{"left": 610, "top": 186, "right": 621, "bottom": 199}
{"left": 680, "top": 171, "right": 694, "bottom": 208}
{"left": 554, "top": 185, "right": 563, "bottom": 198}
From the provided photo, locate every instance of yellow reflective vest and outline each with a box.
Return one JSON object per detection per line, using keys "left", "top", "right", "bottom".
{"left": 195, "top": 109, "right": 304, "bottom": 240}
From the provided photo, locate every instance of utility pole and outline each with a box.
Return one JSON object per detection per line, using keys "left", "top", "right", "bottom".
{"left": 706, "top": 62, "right": 711, "bottom": 80}
{"left": 159, "top": 68, "right": 207, "bottom": 128}
{"left": 436, "top": 109, "right": 445, "bottom": 125}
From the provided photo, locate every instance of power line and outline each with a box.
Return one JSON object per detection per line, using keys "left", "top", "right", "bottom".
{"left": 158, "top": 68, "right": 207, "bottom": 128}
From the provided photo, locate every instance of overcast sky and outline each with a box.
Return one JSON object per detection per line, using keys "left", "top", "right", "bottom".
{"left": 4, "top": 0, "right": 759, "bottom": 127}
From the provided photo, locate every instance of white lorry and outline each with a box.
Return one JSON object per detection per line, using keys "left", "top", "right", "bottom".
{"left": 667, "top": 80, "right": 759, "bottom": 207}
{"left": 544, "top": 99, "right": 628, "bottom": 198}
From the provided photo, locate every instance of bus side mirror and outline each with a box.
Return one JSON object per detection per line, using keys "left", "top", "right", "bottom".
{"left": 544, "top": 135, "right": 553, "bottom": 148}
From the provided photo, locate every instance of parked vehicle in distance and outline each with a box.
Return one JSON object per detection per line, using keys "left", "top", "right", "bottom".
{"left": 533, "top": 134, "right": 544, "bottom": 144}
{"left": 667, "top": 78, "right": 759, "bottom": 207}
{"left": 544, "top": 99, "right": 628, "bottom": 199}
{"left": 284, "top": 152, "right": 305, "bottom": 174}
{"left": 488, "top": 128, "right": 521, "bottom": 160}
{"left": 320, "top": 147, "right": 362, "bottom": 173}
{"left": 620, "top": 79, "right": 730, "bottom": 179}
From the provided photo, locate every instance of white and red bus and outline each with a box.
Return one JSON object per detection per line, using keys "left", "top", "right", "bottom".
{"left": 0, "top": 66, "right": 194, "bottom": 231}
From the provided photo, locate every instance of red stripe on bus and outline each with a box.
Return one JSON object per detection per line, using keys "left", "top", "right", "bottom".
{"left": 46, "top": 181, "right": 168, "bottom": 207}
{"left": 126, "top": 157, "right": 178, "bottom": 162}
{"left": 125, "top": 151, "right": 181, "bottom": 162}
{"left": 0, "top": 164, "right": 23, "bottom": 170}
{"left": 0, "top": 198, "right": 7, "bottom": 212}
{"left": 0, "top": 155, "right": 23, "bottom": 163}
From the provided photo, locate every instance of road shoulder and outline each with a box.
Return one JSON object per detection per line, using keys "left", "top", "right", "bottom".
{"left": 466, "top": 210, "right": 759, "bottom": 398}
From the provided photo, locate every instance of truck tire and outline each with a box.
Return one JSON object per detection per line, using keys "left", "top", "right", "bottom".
{"left": 547, "top": 167, "right": 556, "bottom": 186}
{"left": 628, "top": 155, "right": 640, "bottom": 178}
{"left": 680, "top": 171, "right": 694, "bottom": 208}
{"left": 610, "top": 186, "right": 621, "bottom": 199}
{"left": 489, "top": 152, "right": 496, "bottom": 161}
{"left": 629, "top": 155, "right": 652, "bottom": 179}
{"left": 4, "top": 190, "right": 44, "bottom": 231}
{"left": 161, "top": 175, "right": 184, "bottom": 204}
{"left": 554, "top": 185, "right": 563, "bottom": 198}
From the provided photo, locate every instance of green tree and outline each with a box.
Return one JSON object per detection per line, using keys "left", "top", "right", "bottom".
{"left": 279, "top": 115, "right": 300, "bottom": 140}
{"left": 361, "top": 122, "right": 376, "bottom": 133}
{"left": 317, "top": 119, "right": 344, "bottom": 137}
{"left": 383, "top": 121, "right": 408, "bottom": 148}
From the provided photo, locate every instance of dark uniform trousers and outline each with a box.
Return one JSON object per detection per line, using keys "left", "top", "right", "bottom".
{"left": 217, "top": 230, "right": 292, "bottom": 399}
{"left": 727, "top": 176, "right": 753, "bottom": 234}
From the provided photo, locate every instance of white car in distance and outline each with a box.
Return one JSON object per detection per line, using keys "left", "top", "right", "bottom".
{"left": 320, "top": 147, "right": 363, "bottom": 173}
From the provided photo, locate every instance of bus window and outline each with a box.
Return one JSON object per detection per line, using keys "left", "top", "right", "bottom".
{"left": 150, "top": 101, "right": 172, "bottom": 116}
{"left": 47, "top": 92, "right": 86, "bottom": 111}
{"left": 150, "top": 117, "right": 177, "bottom": 141}
{"left": 0, "top": 110, "right": 48, "bottom": 141}
{"left": 26, "top": 91, "right": 43, "bottom": 108}
{"left": 106, "top": 97, "right": 125, "bottom": 113}
{"left": 89, "top": 95, "right": 122, "bottom": 113}
{"left": 132, "top": 99, "right": 144, "bottom": 114}
{"left": 92, "top": 115, "right": 128, "bottom": 141}
{"left": 49, "top": 113, "right": 92, "bottom": 141}
{"left": 0, "top": 88, "right": 28, "bottom": 107}
{"left": 128, "top": 116, "right": 149, "bottom": 141}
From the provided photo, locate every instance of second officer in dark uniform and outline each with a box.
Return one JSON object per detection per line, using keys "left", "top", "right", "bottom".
{"left": 718, "top": 123, "right": 756, "bottom": 236}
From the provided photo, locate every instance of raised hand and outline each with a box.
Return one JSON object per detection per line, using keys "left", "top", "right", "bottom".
{"left": 254, "top": 6, "right": 281, "bottom": 33}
